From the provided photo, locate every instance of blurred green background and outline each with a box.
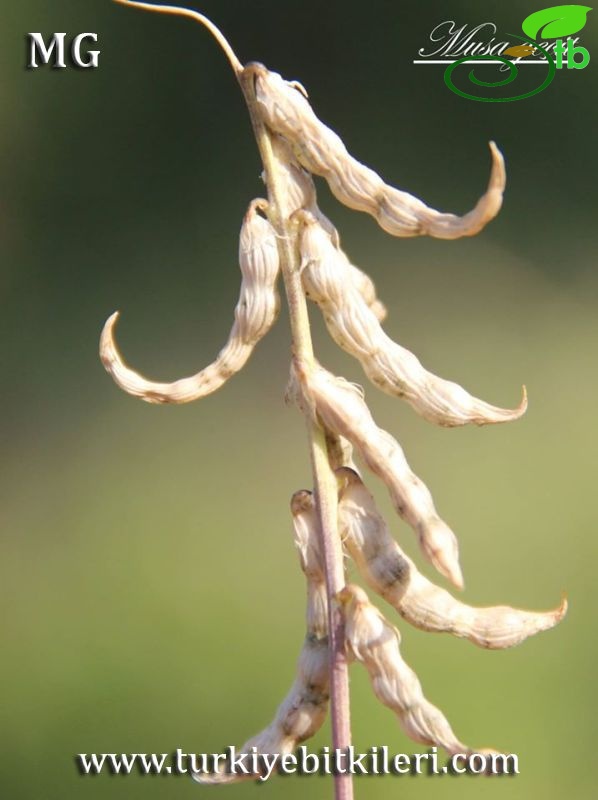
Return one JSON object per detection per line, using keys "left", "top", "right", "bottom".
{"left": 1, "top": 1, "right": 596, "bottom": 798}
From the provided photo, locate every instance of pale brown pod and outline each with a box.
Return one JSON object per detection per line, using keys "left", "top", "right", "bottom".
{"left": 269, "top": 134, "right": 320, "bottom": 220}
{"left": 337, "top": 468, "right": 567, "bottom": 649}
{"left": 340, "top": 584, "right": 471, "bottom": 755}
{"left": 270, "top": 135, "right": 387, "bottom": 321}
{"left": 325, "top": 429, "right": 359, "bottom": 473}
{"left": 194, "top": 491, "right": 329, "bottom": 785}
{"left": 299, "top": 212, "right": 527, "bottom": 427}
{"left": 100, "top": 199, "right": 280, "bottom": 404}
{"left": 255, "top": 67, "right": 505, "bottom": 240}
{"left": 291, "top": 489, "right": 328, "bottom": 639}
{"left": 290, "top": 360, "right": 464, "bottom": 589}
{"left": 343, "top": 261, "right": 388, "bottom": 323}
{"left": 193, "top": 639, "right": 329, "bottom": 785}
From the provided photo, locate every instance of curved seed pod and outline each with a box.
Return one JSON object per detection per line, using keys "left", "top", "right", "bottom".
{"left": 194, "top": 492, "right": 329, "bottom": 785}
{"left": 291, "top": 360, "right": 464, "bottom": 589}
{"left": 100, "top": 199, "right": 280, "bottom": 404}
{"left": 340, "top": 584, "right": 471, "bottom": 755}
{"left": 255, "top": 67, "right": 505, "bottom": 240}
{"left": 299, "top": 213, "right": 526, "bottom": 427}
{"left": 338, "top": 468, "right": 567, "bottom": 649}
{"left": 270, "top": 135, "right": 387, "bottom": 322}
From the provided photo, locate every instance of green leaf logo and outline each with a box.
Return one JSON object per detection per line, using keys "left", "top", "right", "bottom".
{"left": 522, "top": 5, "right": 592, "bottom": 39}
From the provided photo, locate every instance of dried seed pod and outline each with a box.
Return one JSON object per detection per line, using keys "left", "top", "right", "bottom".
{"left": 194, "top": 639, "right": 329, "bottom": 784}
{"left": 255, "top": 67, "right": 505, "bottom": 240}
{"left": 194, "top": 491, "right": 329, "bottom": 785}
{"left": 100, "top": 199, "right": 280, "bottom": 404}
{"left": 340, "top": 584, "right": 471, "bottom": 755}
{"left": 291, "top": 489, "right": 328, "bottom": 639}
{"left": 344, "top": 261, "right": 388, "bottom": 323}
{"left": 270, "top": 135, "right": 387, "bottom": 321}
{"left": 338, "top": 468, "right": 567, "bottom": 649}
{"left": 269, "top": 134, "right": 321, "bottom": 221}
{"left": 291, "top": 360, "right": 464, "bottom": 589}
{"left": 325, "top": 429, "right": 358, "bottom": 473}
{"left": 299, "top": 213, "right": 526, "bottom": 427}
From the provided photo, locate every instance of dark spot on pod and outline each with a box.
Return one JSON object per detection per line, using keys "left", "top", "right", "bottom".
{"left": 377, "top": 552, "right": 410, "bottom": 588}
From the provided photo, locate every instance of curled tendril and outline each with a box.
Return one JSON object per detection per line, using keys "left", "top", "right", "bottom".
{"left": 444, "top": 35, "right": 556, "bottom": 103}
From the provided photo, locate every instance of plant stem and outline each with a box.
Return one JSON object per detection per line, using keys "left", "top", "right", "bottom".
{"left": 113, "top": 4, "right": 352, "bottom": 793}
{"left": 240, "top": 64, "right": 354, "bottom": 800}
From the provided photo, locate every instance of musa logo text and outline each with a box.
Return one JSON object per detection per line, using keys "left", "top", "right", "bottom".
{"left": 414, "top": 5, "right": 592, "bottom": 101}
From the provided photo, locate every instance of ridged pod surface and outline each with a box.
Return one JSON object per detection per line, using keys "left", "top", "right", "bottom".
{"left": 256, "top": 68, "right": 506, "bottom": 239}
{"left": 338, "top": 468, "right": 567, "bottom": 649}
{"left": 270, "top": 135, "right": 387, "bottom": 321}
{"left": 290, "top": 360, "right": 464, "bottom": 589}
{"left": 100, "top": 199, "right": 280, "bottom": 404}
{"left": 299, "top": 212, "right": 527, "bottom": 427}
{"left": 341, "top": 585, "right": 472, "bottom": 754}
{"left": 194, "top": 491, "right": 329, "bottom": 784}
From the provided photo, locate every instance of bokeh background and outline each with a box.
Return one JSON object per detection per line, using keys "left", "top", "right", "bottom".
{"left": 1, "top": 1, "right": 596, "bottom": 798}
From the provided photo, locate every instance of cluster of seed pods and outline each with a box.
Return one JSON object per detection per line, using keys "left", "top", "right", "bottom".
{"left": 194, "top": 469, "right": 564, "bottom": 784}
{"left": 195, "top": 492, "right": 330, "bottom": 784}
{"left": 255, "top": 68, "right": 506, "bottom": 239}
{"left": 103, "top": 1, "right": 566, "bottom": 783}
{"left": 289, "top": 360, "right": 464, "bottom": 589}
